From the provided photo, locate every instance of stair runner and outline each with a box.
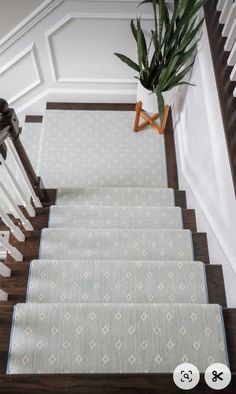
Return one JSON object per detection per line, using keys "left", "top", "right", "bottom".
{"left": 7, "top": 187, "right": 229, "bottom": 374}
{"left": 6, "top": 110, "right": 229, "bottom": 374}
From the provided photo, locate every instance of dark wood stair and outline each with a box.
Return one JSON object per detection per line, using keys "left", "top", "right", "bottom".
{"left": 0, "top": 105, "right": 235, "bottom": 393}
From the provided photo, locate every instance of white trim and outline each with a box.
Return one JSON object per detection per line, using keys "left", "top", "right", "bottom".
{"left": 0, "top": 0, "right": 64, "bottom": 55}
{"left": 15, "top": 86, "right": 137, "bottom": 114}
{"left": 0, "top": 43, "right": 41, "bottom": 104}
{"left": 45, "top": 12, "right": 153, "bottom": 82}
{"left": 0, "top": 231, "right": 9, "bottom": 260}
{"left": 56, "top": 78, "right": 136, "bottom": 83}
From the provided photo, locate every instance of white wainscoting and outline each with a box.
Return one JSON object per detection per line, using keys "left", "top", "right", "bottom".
{"left": 0, "top": 0, "right": 156, "bottom": 122}
{"left": 172, "top": 22, "right": 236, "bottom": 307}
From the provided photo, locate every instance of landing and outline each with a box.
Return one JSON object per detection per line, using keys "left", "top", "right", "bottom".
{"left": 37, "top": 110, "right": 167, "bottom": 188}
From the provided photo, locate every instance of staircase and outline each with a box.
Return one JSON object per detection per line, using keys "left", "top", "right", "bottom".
{"left": 0, "top": 103, "right": 235, "bottom": 392}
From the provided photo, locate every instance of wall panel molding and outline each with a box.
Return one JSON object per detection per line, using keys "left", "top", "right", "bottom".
{"left": 45, "top": 12, "right": 153, "bottom": 83}
{"left": 0, "top": 0, "right": 63, "bottom": 55}
{"left": 0, "top": 0, "right": 153, "bottom": 119}
{"left": 0, "top": 43, "right": 41, "bottom": 104}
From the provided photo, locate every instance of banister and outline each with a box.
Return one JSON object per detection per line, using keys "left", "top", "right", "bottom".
{"left": 0, "top": 99, "right": 46, "bottom": 201}
{"left": 0, "top": 126, "right": 11, "bottom": 146}
{"left": 0, "top": 153, "right": 35, "bottom": 217}
{"left": 0, "top": 181, "right": 33, "bottom": 231}
{"left": 204, "top": 0, "right": 236, "bottom": 196}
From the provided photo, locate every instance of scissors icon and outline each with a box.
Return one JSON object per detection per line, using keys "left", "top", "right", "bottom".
{"left": 212, "top": 370, "right": 224, "bottom": 382}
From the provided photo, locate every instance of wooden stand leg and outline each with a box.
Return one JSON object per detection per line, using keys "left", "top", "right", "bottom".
{"left": 133, "top": 102, "right": 170, "bottom": 134}
{"left": 159, "top": 105, "right": 170, "bottom": 134}
{"left": 133, "top": 101, "right": 142, "bottom": 132}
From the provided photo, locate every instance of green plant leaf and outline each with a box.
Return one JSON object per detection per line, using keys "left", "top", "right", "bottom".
{"left": 115, "top": 0, "right": 205, "bottom": 96}
{"left": 131, "top": 19, "right": 137, "bottom": 41}
{"left": 114, "top": 53, "right": 140, "bottom": 72}
{"left": 154, "top": 85, "right": 165, "bottom": 122}
{"left": 163, "top": 60, "right": 195, "bottom": 90}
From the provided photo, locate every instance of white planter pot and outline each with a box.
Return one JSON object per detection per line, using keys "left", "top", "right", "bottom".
{"left": 137, "top": 81, "right": 173, "bottom": 113}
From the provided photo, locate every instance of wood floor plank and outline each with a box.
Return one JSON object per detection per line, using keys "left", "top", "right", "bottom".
{"left": 0, "top": 373, "right": 235, "bottom": 394}
{"left": 46, "top": 103, "right": 135, "bottom": 111}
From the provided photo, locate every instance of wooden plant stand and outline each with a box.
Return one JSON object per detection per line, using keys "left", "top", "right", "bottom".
{"left": 133, "top": 101, "right": 170, "bottom": 134}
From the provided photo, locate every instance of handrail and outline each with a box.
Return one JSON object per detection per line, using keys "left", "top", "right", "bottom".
{"left": 0, "top": 98, "right": 46, "bottom": 198}
{"left": 204, "top": 0, "right": 236, "bottom": 196}
{"left": 0, "top": 125, "right": 11, "bottom": 145}
{"left": 0, "top": 98, "right": 43, "bottom": 271}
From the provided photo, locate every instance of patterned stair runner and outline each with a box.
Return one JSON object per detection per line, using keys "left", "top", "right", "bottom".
{"left": 49, "top": 205, "right": 183, "bottom": 229}
{"left": 39, "top": 228, "right": 193, "bottom": 261}
{"left": 56, "top": 187, "right": 175, "bottom": 207}
{"left": 7, "top": 303, "right": 228, "bottom": 374}
{"left": 26, "top": 260, "right": 208, "bottom": 304}
{"left": 6, "top": 110, "right": 229, "bottom": 375}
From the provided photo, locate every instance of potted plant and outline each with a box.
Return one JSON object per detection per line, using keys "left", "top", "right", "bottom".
{"left": 114, "top": 0, "right": 206, "bottom": 130}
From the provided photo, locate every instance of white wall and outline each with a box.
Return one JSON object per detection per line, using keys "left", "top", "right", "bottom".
{"left": 172, "top": 22, "right": 236, "bottom": 307}
{"left": 0, "top": 0, "right": 44, "bottom": 38}
{"left": 0, "top": 0, "right": 155, "bottom": 122}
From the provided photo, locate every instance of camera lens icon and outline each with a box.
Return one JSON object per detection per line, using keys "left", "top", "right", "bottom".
{"left": 173, "top": 363, "right": 200, "bottom": 390}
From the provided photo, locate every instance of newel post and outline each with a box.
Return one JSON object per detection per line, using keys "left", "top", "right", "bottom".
{"left": 0, "top": 99, "right": 47, "bottom": 202}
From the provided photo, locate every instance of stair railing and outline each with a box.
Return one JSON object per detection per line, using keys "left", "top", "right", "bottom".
{"left": 204, "top": 0, "right": 236, "bottom": 195}
{"left": 0, "top": 98, "right": 45, "bottom": 300}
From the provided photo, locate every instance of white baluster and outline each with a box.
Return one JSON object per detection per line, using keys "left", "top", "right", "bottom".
{"left": 228, "top": 40, "right": 236, "bottom": 65}
{"left": 0, "top": 153, "right": 35, "bottom": 217}
{"left": 230, "top": 63, "right": 236, "bottom": 80}
{"left": 225, "top": 18, "right": 236, "bottom": 51}
{"left": 0, "top": 181, "right": 33, "bottom": 231}
{"left": 0, "top": 289, "right": 8, "bottom": 301}
{"left": 220, "top": 0, "right": 234, "bottom": 24}
{"left": 0, "top": 261, "right": 11, "bottom": 277}
{"left": 6, "top": 139, "right": 42, "bottom": 208}
{"left": 217, "top": 0, "right": 226, "bottom": 11}
{"left": 0, "top": 207, "right": 25, "bottom": 242}
{"left": 0, "top": 233, "right": 23, "bottom": 261}
{"left": 222, "top": 3, "right": 236, "bottom": 36}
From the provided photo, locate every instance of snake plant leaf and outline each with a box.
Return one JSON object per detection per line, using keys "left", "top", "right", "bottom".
{"left": 169, "top": 81, "right": 195, "bottom": 88}
{"left": 162, "top": 55, "right": 180, "bottom": 86}
{"left": 131, "top": 19, "right": 137, "bottom": 41}
{"left": 176, "top": 41, "right": 198, "bottom": 68}
{"left": 163, "top": 60, "right": 195, "bottom": 90}
{"left": 137, "top": 18, "right": 148, "bottom": 68}
{"left": 114, "top": 53, "right": 140, "bottom": 72}
{"left": 154, "top": 85, "right": 165, "bottom": 122}
{"left": 137, "top": 19, "right": 144, "bottom": 69}
{"left": 115, "top": 0, "right": 207, "bottom": 104}
{"left": 173, "top": 18, "right": 204, "bottom": 56}
{"left": 159, "top": 0, "right": 165, "bottom": 43}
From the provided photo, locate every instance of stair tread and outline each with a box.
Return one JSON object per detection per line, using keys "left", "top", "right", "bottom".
{"left": 27, "top": 260, "right": 207, "bottom": 304}
{"left": 40, "top": 228, "right": 193, "bottom": 261}
{"left": 7, "top": 303, "right": 228, "bottom": 374}
{"left": 56, "top": 187, "right": 175, "bottom": 207}
{"left": 49, "top": 205, "right": 183, "bottom": 229}
{"left": 38, "top": 110, "right": 167, "bottom": 188}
